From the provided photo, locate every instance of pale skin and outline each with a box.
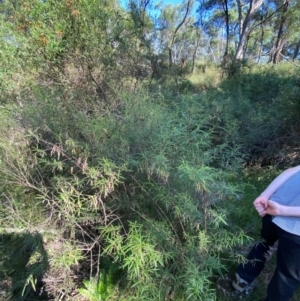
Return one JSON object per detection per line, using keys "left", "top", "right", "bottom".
{"left": 253, "top": 165, "right": 300, "bottom": 217}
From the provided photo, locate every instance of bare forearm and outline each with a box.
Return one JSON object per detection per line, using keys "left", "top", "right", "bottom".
{"left": 263, "top": 200, "right": 300, "bottom": 217}
{"left": 278, "top": 205, "right": 300, "bottom": 217}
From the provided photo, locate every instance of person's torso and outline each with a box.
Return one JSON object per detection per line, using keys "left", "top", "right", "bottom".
{"left": 270, "top": 169, "right": 300, "bottom": 206}
{"left": 271, "top": 169, "right": 300, "bottom": 235}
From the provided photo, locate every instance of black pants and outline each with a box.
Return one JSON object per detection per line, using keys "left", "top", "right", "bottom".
{"left": 237, "top": 215, "right": 300, "bottom": 301}
{"left": 265, "top": 225, "right": 300, "bottom": 301}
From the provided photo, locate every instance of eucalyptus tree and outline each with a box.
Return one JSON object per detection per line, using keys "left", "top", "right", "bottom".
{"left": 196, "top": 0, "right": 232, "bottom": 62}
{"left": 246, "top": 2, "right": 273, "bottom": 62}
{"left": 267, "top": 0, "right": 300, "bottom": 63}
{"left": 168, "top": 0, "right": 195, "bottom": 66}
{"left": 198, "top": 0, "right": 264, "bottom": 61}
{"left": 289, "top": 1, "right": 300, "bottom": 61}
{"left": 234, "top": 0, "right": 264, "bottom": 60}
{"left": 191, "top": 26, "right": 202, "bottom": 72}
{"left": 197, "top": 0, "right": 300, "bottom": 64}
{"left": 269, "top": 0, "right": 289, "bottom": 63}
{"left": 122, "top": 0, "right": 155, "bottom": 83}
{"left": 155, "top": 0, "right": 195, "bottom": 67}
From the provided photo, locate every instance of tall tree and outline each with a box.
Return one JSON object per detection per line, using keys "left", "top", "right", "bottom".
{"left": 196, "top": 0, "right": 234, "bottom": 62}
{"left": 234, "top": 0, "right": 264, "bottom": 60}
{"left": 269, "top": 0, "right": 289, "bottom": 63}
{"left": 191, "top": 27, "right": 202, "bottom": 73}
{"left": 155, "top": 0, "right": 197, "bottom": 70}
{"left": 167, "top": 0, "right": 194, "bottom": 66}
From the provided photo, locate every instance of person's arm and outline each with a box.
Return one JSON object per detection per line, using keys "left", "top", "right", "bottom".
{"left": 259, "top": 165, "right": 300, "bottom": 199}
{"left": 262, "top": 200, "right": 300, "bottom": 217}
{"left": 253, "top": 165, "right": 300, "bottom": 216}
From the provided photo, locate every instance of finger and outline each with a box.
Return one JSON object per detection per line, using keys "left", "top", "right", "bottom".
{"left": 255, "top": 205, "right": 265, "bottom": 211}
{"left": 254, "top": 199, "right": 265, "bottom": 206}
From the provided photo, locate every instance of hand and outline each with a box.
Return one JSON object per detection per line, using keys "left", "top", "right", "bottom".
{"left": 264, "top": 200, "right": 282, "bottom": 216}
{"left": 253, "top": 196, "right": 282, "bottom": 217}
{"left": 253, "top": 195, "right": 268, "bottom": 216}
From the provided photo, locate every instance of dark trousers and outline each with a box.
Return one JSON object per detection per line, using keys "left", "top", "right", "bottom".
{"left": 237, "top": 215, "right": 300, "bottom": 301}
{"left": 237, "top": 215, "right": 278, "bottom": 283}
{"left": 265, "top": 227, "right": 300, "bottom": 301}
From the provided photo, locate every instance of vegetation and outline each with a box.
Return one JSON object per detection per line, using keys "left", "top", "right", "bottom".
{"left": 0, "top": 0, "right": 300, "bottom": 300}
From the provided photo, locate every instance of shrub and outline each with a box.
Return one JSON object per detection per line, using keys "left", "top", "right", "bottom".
{"left": 0, "top": 85, "right": 247, "bottom": 300}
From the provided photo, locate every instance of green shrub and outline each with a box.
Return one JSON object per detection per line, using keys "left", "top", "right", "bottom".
{"left": 0, "top": 85, "right": 248, "bottom": 300}
{"left": 2, "top": 48, "right": 300, "bottom": 300}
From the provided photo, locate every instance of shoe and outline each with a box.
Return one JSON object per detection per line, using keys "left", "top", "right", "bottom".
{"left": 216, "top": 274, "right": 254, "bottom": 301}
{"left": 232, "top": 273, "right": 251, "bottom": 293}
{"left": 216, "top": 274, "right": 241, "bottom": 300}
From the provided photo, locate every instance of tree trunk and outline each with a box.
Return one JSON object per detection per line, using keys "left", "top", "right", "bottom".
{"left": 168, "top": 0, "right": 192, "bottom": 67}
{"left": 271, "top": 0, "right": 289, "bottom": 64}
{"left": 272, "top": 38, "right": 286, "bottom": 64}
{"left": 292, "top": 40, "right": 300, "bottom": 61}
{"left": 234, "top": 0, "right": 264, "bottom": 61}
{"left": 191, "top": 29, "right": 201, "bottom": 73}
{"left": 222, "top": 0, "right": 230, "bottom": 58}
{"left": 256, "top": 18, "right": 264, "bottom": 63}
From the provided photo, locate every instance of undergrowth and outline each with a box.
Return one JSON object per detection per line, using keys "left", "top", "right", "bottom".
{"left": 1, "top": 0, "right": 300, "bottom": 299}
{"left": 0, "top": 62, "right": 300, "bottom": 300}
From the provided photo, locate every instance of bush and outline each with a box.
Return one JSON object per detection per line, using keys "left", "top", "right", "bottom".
{"left": 0, "top": 85, "right": 247, "bottom": 300}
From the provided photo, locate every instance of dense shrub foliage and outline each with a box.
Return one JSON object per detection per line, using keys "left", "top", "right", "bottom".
{"left": 1, "top": 1, "right": 300, "bottom": 300}
{"left": 0, "top": 87, "right": 245, "bottom": 300}
{"left": 1, "top": 63, "right": 300, "bottom": 300}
